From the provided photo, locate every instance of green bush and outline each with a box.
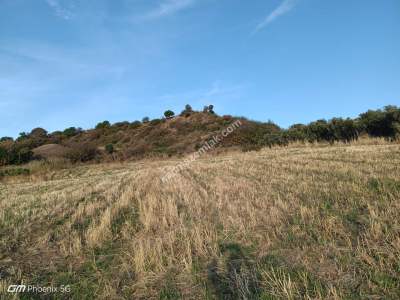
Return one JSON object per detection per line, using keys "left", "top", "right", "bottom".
{"left": 130, "top": 121, "right": 142, "bottom": 129}
{"left": 0, "top": 146, "right": 34, "bottom": 166}
{"left": 113, "top": 121, "right": 130, "bottom": 128}
{"left": 17, "top": 132, "right": 28, "bottom": 141}
{"left": 287, "top": 124, "right": 307, "bottom": 142}
{"left": 359, "top": 105, "right": 400, "bottom": 140}
{"left": 95, "top": 121, "right": 111, "bottom": 130}
{"left": 150, "top": 119, "right": 163, "bottom": 126}
{"left": 30, "top": 128, "right": 48, "bottom": 138}
{"left": 0, "top": 167, "right": 30, "bottom": 178}
{"left": 105, "top": 144, "right": 114, "bottom": 154}
{"left": 63, "top": 127, "right": 81, "bottom": 138}
{"left": 263, "top": 132, "right": 289, "bottom": 148}
{"left": 0, "top": 147, "right": 8, "bottom": 165}
{"left": 203, "top": 104, "right": 215, "bottom": 114}
{"left": 8, "top": 147, "right": 33, "bottom": 165}
{"left": 329, "top": 118, "right": 359, "bottom": 143}
{"left": 164, "top": 110, "right": 175, "bottom": 119}
{"left": 0, "top": 137, "right": 13, "bottom": 142}
{"left": 181, "top": 104, "right": 193, "bottom": 117}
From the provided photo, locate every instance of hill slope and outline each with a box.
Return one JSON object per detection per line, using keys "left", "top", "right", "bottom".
{"left": 1, "top": 111, "right": 281, "bottom": 164}
{"left": 0, "top": 105, "right": 399, "bottom": 166}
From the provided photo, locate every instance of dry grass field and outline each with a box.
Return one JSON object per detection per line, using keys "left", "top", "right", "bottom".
{"left": 0, "top": 143, "right": 399, "bottom": 299}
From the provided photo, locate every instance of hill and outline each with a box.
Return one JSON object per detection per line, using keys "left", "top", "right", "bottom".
{"left": 0, "top": 105, "right": 399, "bottom": 167}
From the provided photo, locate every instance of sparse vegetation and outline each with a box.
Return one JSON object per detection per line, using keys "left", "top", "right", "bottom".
{"left": 65, "top": 142, "right": 98, "bottom": 163}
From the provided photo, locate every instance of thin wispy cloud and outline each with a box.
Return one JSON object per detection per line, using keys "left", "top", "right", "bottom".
{"left": 254, "top": 0, "right": 298, "bottom": 33}
{"left": 142, "top": 0, "right": 196, "bottom": 20}
{"left": 46, "top": 0, "right": 75, "bottom": 20}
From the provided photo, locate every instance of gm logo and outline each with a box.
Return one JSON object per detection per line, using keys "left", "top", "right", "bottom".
{"left": 7, "top": 285, "right": 27, "bottom": 293}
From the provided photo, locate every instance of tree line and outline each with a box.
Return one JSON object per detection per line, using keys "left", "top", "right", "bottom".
{"left": 260, "top": 105, "right": 399, "bottom": 148}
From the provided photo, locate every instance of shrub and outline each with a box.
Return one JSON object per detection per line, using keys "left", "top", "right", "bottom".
{"left": 149, "top": 119, "right": 164, "bottom": 126}
{"left": 26, "top": 127, "right": 50, "bottom": 148}
{"left": 287, "top": 124, "right": 307, "bottom": 142}
{"left": 0, "top": 167, "right": 30, "bottom": 178}
{"left": 30, "top": 128, "right": 48, "bottom": 138}
{"left": 306, "top": 119, "right": 335, "bottom": 143}
{"left": 113, "top": 121, "right": 130, "bottom": 128}
{"left": 329, "top": 118, "right": 359, "bottom": 143}
{"left": 203, "top": 104, "right": 215, "bottom": 114}
{"left": 263, "top": 132, "right": 289, "bottom": 148}
{"left": 65, "top": 143, "right": 98, "bottom": 163}
{"left": 0, "top": 137, "right": 13, "bottom": 142}
{"left": 5, "top": 147, "right": 33, "bottom": 165}
{"left": 130, "top": 121, "right": 142, "bottom": 129}
{"left": 142, "top": 117, "right": 150, "bottom": 123}
{"left": 48, "top": 131, "right": 64, "bottom": 143}
{"left": 122, "top": 144, "right": 151, "bottom": 159}
{"left": 105, "top": 144, "right": 114, "bottom": 154}
{"left": 17, "top": 132, "right": 28, "bottom": 141}
{"left": 63, "top": 127, "right": 81, "bottom": 138}
{"left": 96, "top": 121, "right": 111, "bottom": 130}
{"left": 0, "top": 147, "right": 8, "bottom": 165}
{"left": 181, "top": 104, "right": 193, "bottom": 117}
{"left": 359, "top": 106, "right": 400, "bottom": 140}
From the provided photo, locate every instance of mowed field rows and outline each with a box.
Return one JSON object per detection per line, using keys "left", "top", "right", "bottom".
{"left": 0, "top": 144, "right": 399, "bottom": 299}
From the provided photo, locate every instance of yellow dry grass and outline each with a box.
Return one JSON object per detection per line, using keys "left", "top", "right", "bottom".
{"left": 0, "top": 142, "right": 399, "bottom": 299}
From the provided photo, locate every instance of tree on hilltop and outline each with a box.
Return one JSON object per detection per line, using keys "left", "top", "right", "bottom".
{"left": 181, "top": 104, "right": 193, "bottom": 117}
{"left": 96, "top": 121, "right": 111, "bottom": 130}
{"left": 164, "top": 110, "right": 175, "bottom": 119}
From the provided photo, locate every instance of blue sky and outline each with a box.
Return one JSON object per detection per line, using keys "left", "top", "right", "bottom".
{"left": 1, "top": 0, "right": 399, "bottom": 137}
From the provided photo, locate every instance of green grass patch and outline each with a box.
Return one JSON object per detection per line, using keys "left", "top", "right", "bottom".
{"left": 0, "top": 167, "right": 30, "bottom": 178}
